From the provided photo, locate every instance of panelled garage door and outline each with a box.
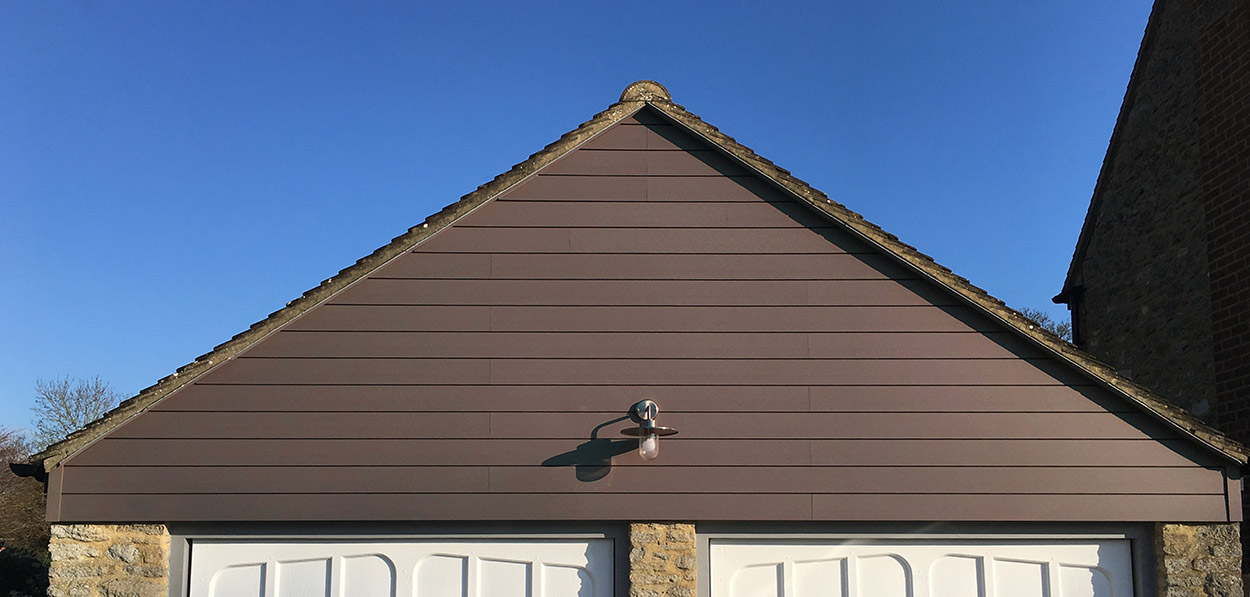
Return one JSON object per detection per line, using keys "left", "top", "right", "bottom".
{"left": 710, "top": 539, "right": 1134, "bottom": 597}
{"left": 188, "top": 539, "right": 613, "bottom": 597}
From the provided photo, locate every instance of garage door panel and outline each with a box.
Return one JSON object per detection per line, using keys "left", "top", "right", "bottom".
{"left": 209, "top": 563, "right": 264, "bottom": 597}
{"left": 930, "top": 555, "right": 980, "bottom": 597}
{"left": 544, "top": 563, "right": 594, "bottom": 597}
{"left": 275, "top": 558, "right": 329, "bottom": 597}
{"left": 414, "top": 554, "right": 464, "bottom": 596}
{"left": 728, "top": 563, "right": 782, "bottom": 596}
{"left": 1060, "top": 563, "right": 1114, "bottom": 597}
{"left": 343, "top": 555, "right": 396, "bottom": 597}
{"left": 191, "top": 539, "right": 611, "bottom": 597}
{"left": 993, "top": 558, "right": 1047, "bottom": 596}
{"left": 858, "top": 554, "right": 910, "bottom": 596}
{"left": 711, "top": 540, "right": 1133, "bottom": 597}
{"left": 476, "top": 558, "right": 530, "bottom": 597}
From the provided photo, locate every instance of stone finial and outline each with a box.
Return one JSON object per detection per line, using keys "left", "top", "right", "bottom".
{"left": 620, "top": 80, "right": 671, "bottom": 102}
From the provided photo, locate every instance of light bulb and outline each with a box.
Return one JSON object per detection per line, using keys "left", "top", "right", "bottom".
{"left": 639, "top": 434, "right": 659, "bottom": 460}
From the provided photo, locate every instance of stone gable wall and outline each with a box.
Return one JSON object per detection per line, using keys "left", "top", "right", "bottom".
{"left": 47, "top": 524, "right": 169, "bottom": 597}
{"left": 1073, "top": 0, "right": 1218, "bottom": 418}
{"left": 1072, "top": 0, "right": 1250, "bottom": 577}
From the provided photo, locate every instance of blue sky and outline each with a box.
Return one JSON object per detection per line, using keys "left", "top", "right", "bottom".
{"left": 1, "top": 0, "right": 1152, "bottom": 433}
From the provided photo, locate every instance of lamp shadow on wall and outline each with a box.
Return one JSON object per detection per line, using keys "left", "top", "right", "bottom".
{"left": 541, "top": 415, "right": 636, "bottom": 482}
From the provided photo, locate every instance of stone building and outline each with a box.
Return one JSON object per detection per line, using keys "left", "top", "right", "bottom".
{"left": 1054, "top": 0, "right": 1250, "bottom": 578}
{"left": 13, "top": 80, "right": 1247, "bottom": 596}
{"left": 1056, "top": 0, "right": 1250, "bottom": 439}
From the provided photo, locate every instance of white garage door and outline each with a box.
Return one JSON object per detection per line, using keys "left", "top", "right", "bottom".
{"left": 189, "top": 539, "right": 613, "bottom": 597}
{"left": 711, "top": 539, "right": 1133, "bottom": 597}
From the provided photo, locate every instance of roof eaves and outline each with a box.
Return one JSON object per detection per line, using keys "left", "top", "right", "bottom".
{"left": 22, "top": 95, "right": 648, "bottom": 475}
{"left": 645, "top": 95, "right": 1249, "bottom": 465}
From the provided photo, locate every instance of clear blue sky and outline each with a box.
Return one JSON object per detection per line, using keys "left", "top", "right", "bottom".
{"left": 1, "top": 0, "right": 1152, "bottom": 433}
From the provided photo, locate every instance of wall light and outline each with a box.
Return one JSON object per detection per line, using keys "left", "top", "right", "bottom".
{"left": 620, "top": 399, "right": 678, "bottom": 460}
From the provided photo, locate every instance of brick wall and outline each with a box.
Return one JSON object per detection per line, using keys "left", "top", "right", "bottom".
{"left": 1199, "top": 0, "right": 1250, "bottom": 446}
{"left": 1071, "top": 0, "right": 1219, "bottom": 418}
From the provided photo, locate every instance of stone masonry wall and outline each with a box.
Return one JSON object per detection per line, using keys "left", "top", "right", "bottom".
{"left": 1074, "top": 0, "right": 1219, "bottom": 418}
{"left": 38, "top": 520, "right": 1244, "bottom": 595}
{"left": 1074, "top": 0, "right": 1250, "bottom": 576}
{"left": 628, "top": 523, "right": 696, "bottom": 597}
{"left": 48, "top": 524, "right": 169, "bottom": 597}
{"left": 1156, "top": 522, "right": 1243, "bottom": 597}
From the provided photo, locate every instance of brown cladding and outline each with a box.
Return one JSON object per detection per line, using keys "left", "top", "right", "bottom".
{"left": 50, "top": 110, "right": 1240, "bottom": 523}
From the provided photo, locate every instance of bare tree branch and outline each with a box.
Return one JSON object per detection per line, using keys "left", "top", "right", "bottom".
{"left": 1018, "top": 307, "right": 1073, "bottom": 342}
{"left": 30, "top": 376, "right": 121, "bottom": 452}
{"left": 0, "top": 428, "right": 49, "bottom": 594}
{"left": 0, "top": 428, "right": 47, "bottom": 550}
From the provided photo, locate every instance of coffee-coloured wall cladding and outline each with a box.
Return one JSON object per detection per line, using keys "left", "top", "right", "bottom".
{"left": 50, "top": 106, "right": 1241, "bottom": 525}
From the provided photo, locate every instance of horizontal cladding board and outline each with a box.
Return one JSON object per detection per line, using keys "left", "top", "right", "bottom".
{"left": 62, "top": 465, "right": 1224, "bottom": 496}
{"left": 484, "top": 358, "right": 1082, "bottom": 385}
{"left": 152, "top": 384, "right": 1117, "bottom": 413}
{"left": 52, "top": 492, "right": 1231, "bottom": 522}
{"left": 155, "top": 385, "right": 815, "bottom": 412}
{"left": 414, "top": 226, "right": 876, "bottom": 254}
{"left": 580, "top": 122, "right": 649, "bottom": 149}
{"left": 500, "top": 175, "right": 785, "bottom": 202}
{"left": 455, "top": 200, "right": 828, "bottom": 228}
{"left": 244, "top": 331, "right": 1037, "bottom": 359}
{"left": 580, "top": 123, "right": 705, "bottom": 151}
{"left": 198, "top": 357, "right": 1079, "bottom": 386}
{"left": 287, "top": 305, "right": 988, "bottom": 332}
{"left": 103, "top": 412, "right": 1165, "bottom": 440}
{"left": 54, "top": 493, "right": 818, "bottom": 521}
{"left": 329, "top": 279, "right": 951, "bottom": 307}
{"left": 809, "top": 494, "right": 1234, "bottom": 522}
{"left": 540, "top": 149, "right": 748, "bottom": 176}
{"left": 374, "top": 253, "right": 915, "bottom": 280}
{"left": 70, "top": 438, "right": 1209, "bottom": 468}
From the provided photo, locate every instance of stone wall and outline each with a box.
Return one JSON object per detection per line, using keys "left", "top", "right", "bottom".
{"left": 38, "top": 521, "right": 1244, "bottom": 595}
{"left": 1156, "top": 522, "right": 1243, "bottom": 597}
{"left": 47, "top": 524, "right": 169, "bottom": 597}
{"left": 1068, "top": 0, "right": 1250, "bottom": 574}
{"left": 1072, "top": 0, "right": 1218, "bottom": 418}
{"left": 628, "top": 523, "right": 696, "bottom": 597}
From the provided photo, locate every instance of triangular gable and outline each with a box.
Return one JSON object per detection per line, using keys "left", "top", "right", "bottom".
{"left": 22, "top": 80, "right": 1245, "bottom": 489}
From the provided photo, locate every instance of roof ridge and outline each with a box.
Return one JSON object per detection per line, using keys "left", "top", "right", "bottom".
{"left": 19, "top": 79, "right": 1246, "bottom": 477}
